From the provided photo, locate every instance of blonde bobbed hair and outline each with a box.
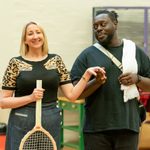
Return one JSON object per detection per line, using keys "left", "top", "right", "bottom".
{"left": 19, "top": 22, "right": 49, "bottom": 56}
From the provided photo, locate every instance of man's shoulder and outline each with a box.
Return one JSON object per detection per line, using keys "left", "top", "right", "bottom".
{"left": 81, "top": 45, "right": 96, "bottom": 53}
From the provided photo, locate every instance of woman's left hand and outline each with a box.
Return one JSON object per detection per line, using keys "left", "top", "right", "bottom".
{"left": 86, "top": 66, "right": 106, "bottom": 77}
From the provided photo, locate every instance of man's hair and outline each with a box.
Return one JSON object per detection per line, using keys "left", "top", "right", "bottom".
{"left": 96, "top": 9, "right": 119, "bottom": 23}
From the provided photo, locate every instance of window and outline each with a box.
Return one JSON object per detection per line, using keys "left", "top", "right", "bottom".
{"left": 93, "top": 7, "right": 150, "bottom": 56}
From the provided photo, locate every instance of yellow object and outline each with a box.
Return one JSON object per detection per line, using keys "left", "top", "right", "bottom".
{"left": 138, "top": 112, "right": 150, "bottom": 150}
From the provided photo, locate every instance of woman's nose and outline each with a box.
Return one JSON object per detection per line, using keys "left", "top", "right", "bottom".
{"left": 33, "top": 33, "right": 38, "bottom": 38}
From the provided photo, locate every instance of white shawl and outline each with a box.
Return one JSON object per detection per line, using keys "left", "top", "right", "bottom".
{"left": 121, "top": 39, "right": 139, "bottom": 102}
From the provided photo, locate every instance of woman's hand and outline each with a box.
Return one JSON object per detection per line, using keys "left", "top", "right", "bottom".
{"left": 83, "top": 66, "right": 106, "bottom": 82}
{"left": 30, "top": 88, "right": 45, "bottom": 102}
{"left": 96, "top": 68, "right": 107, "bottom": 84}
{"left": 86, "top": 66, "right": 106, "bottom": 76}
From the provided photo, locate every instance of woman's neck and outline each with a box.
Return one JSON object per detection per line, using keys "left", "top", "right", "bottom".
{"left": 24, "top": 52, "right": 47, "bottom": 61}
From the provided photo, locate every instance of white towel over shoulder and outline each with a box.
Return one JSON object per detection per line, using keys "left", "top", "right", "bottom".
{"left": 121, "top": 39, "right": 139, "bottom": 102}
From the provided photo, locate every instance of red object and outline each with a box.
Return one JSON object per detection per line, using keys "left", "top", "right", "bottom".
{"left": 140, "top": 91, "right": 150, "bottom": 112}
{"left": 0, "top": 135, "right": 6, "bottom": 150}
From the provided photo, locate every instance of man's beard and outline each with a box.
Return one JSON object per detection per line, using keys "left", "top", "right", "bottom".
{"left": 97, "top": 33, "right": 114, "bottom": 48}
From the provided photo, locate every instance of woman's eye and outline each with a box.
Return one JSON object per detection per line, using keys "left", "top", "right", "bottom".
{"left": 27, "top": 32, "right": 33, "bottom": 36}
{"left": 36, "top": 31, "right": 41, "bottom": 34}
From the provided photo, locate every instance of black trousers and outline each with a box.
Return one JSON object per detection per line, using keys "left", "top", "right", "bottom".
{"left": 84, "top": 130, "right": 139, "bottom": 150}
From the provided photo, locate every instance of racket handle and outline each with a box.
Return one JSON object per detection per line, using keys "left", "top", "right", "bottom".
{"left": 36, "top": 80, "right": 42, "bottom": 126}
{"left": 36, "top": 80, "right": 42, "bottom": 89}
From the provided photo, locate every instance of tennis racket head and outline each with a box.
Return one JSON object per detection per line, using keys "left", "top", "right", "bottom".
{"left": 19, "top": 127, "right": 57, "bottom": 150}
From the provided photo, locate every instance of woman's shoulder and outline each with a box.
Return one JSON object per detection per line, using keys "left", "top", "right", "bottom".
{"left": 47, "top": 53, "right": 63, "bottom": 60}
{"left": 48, "top": 53, "right": 60, "bottom": 57}
{"left": 7, "top": 56, "right": 22, "bottom": 63}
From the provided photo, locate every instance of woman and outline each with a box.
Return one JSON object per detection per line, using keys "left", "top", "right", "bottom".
{"left": 0, "top": 22, "right": 106, "bottom": 150}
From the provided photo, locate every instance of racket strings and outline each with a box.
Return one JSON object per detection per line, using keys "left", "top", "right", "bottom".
{"left": 22, "top": 131, "right": 54, "bottom": 150}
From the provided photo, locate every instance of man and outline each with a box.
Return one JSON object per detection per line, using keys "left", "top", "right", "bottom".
{"left": 71, "top": 10, "right": 150, "bottom": 150}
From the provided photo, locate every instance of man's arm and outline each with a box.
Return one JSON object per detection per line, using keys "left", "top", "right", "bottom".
{"left": 136, "top": 75, "right": 150, "bottom": 92}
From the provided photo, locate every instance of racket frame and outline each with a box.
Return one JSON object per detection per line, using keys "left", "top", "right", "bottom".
{"left": 19, "top": 80, "right": 57, "bottom": 150}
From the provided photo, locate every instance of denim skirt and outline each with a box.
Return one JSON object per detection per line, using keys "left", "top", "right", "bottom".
{"left": 5, "top": 102, "right": 62, "bottom": 150}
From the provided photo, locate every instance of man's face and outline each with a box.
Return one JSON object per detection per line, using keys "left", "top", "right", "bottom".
{"left": 93, "top": 14, "right": 117, "bottom": 47}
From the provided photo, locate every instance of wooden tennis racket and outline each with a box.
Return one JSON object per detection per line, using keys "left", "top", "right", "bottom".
{"left": 19, "top": 80, "right": 57, "bottom": 150}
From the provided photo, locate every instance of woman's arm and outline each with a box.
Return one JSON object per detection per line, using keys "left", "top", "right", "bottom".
{"left": 76, "top": 71, "right": 106, "bottom": 99}
{"left": 0, "top": 88, "right": 44, "bottom": 109}
{"left": 60, "top": 66, "right": 106, "bottom": 101}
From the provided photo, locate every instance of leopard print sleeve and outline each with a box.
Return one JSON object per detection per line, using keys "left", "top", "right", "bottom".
{"left": 56, "top": 55, "right": 71, "bottom": 85}
{"left": 2, "top": 57, "right": 19, "bottom": 90}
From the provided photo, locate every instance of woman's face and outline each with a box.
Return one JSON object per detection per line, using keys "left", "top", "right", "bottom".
{"left": 25, "top": 24, "right": 44, "bottom": 50}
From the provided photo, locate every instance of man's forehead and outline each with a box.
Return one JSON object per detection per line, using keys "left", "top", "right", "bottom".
{"left": 94, "top": 14, "right": 110, "bottom": 22}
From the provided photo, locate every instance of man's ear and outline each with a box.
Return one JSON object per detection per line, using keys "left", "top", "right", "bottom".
{"left": 113, "top": 20, "right": 118, "bottom": 25}
{"left": 113, "top": 20, "right": 118, "bottom": 30}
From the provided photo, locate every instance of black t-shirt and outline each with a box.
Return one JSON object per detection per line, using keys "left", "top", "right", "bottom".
{"left": 2, "top": 54, "right": 71, "bottom": 105}
{"left": 71, "top": 42, "right": 150, "bottom": 133}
